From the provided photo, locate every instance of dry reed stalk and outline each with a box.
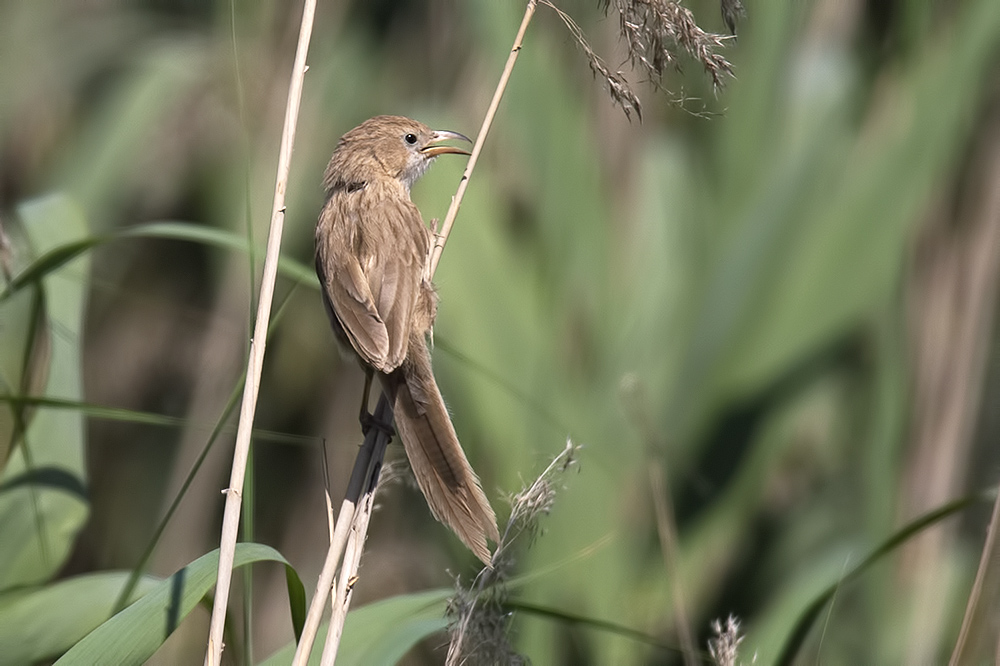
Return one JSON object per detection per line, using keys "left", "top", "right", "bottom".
{"left": 203, "top": 0, "right": 317, "bottom": 663}
{"left": 321, "top": 459, "right": 379, "bottom": 664}
{"left": 292, "top": 397, "right": 392, "bottom": 666}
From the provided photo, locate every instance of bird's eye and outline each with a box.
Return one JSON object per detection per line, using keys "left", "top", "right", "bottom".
{"left": 404, "top": 133, "right": 418, "bottom": 145}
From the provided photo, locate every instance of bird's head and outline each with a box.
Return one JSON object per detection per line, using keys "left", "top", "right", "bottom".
{"left": 324, "top": 115, "right": 471, "bottom": 194}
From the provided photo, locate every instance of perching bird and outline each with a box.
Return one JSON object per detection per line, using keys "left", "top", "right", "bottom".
{"left": 315, "top": 115, "right": 499, "bottom": 564}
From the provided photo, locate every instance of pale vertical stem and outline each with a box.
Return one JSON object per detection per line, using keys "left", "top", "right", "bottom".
{"left": 203, "top": 0, "right": 317, "bottom": 663}
{"left": 427, "top": 0, "right": 537, "bottom": 279}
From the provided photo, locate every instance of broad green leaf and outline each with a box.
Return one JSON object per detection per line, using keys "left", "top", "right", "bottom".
{"left": 0, "top": 572, "right": 159, "bottom": 664}
{"left": 0, "top": 194, "right": 90, "bottom": 591}
{"left": 260, "top": 588, "right": 450, "bottom": 666}
{"left": 56, "top": 544, "right": 304, "bottom": 665}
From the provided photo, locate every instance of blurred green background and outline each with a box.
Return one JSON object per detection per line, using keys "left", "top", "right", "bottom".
{"left": 2, "top": 0, "right": 1000, "bottom": 663}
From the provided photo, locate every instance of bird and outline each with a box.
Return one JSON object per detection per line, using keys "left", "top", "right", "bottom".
{"left": 315, "top": 115, "right": 499, "bottom": 564}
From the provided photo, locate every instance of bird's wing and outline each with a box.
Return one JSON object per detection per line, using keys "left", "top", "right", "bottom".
{"left": 316, "top": 195, "right": 428, "bottom": 373}
{"left": 316, "top": 205, "right": 391, "bottom": 370}
{"left": 367, "top": 198, "right": 427, "bottom": 371}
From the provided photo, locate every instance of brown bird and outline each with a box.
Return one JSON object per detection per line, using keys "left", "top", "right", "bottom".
{"left": 315, "top": 115, "right": 499, "bottom": 564}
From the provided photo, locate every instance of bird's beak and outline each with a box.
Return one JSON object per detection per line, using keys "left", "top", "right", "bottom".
{"left": 421, "top": 130, "right": 472, "bottom": 157}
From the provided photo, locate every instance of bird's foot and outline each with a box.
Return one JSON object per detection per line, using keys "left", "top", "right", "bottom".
{"left": 360, "top": 410, "right": 395, "bottom": 439}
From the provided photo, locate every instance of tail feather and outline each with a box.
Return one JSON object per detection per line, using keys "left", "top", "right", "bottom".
{"left": 380, "top": 333, "right": 499, "bottom": 564}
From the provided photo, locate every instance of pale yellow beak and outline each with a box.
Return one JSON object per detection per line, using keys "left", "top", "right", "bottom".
{"left": 421, "top": 130, "right": 472, "bottom": 157}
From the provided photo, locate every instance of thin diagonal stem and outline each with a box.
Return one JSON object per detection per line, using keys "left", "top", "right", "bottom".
{"left": 427, "top": 0, "right": 537, "bottom": 279}
{"left": 204, "top": 0, "right": 317, "bottom": 662}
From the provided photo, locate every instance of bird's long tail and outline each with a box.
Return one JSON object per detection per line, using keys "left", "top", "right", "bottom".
{"left": 380, "top": 332, "right": 499, "bottom": 565}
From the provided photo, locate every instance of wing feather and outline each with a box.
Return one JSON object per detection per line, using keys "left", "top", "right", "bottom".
{"left": 315, "top": 191, "right": 428, "bottom": 373}
{"left": 370, "top": 197, "right": 426, "bottom": 370}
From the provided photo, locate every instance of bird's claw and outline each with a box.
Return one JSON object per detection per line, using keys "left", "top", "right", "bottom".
{"left": 360, "top": 410, "right": 395, "bottom": 439}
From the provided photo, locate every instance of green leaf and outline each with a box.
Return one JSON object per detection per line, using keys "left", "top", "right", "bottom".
{"left": 56, "top": 543, "right": 304, "bottom": 665}
{"left": 0, "top": 395, "right": 318, "bottom": 448}
{"left": 0, "top": 572, "right": 160, "bottom": 664}
{"left": 117, "top": 222, "right": 317, "bottom": 287}
{"left": 0, "top": 220, "right": 317, "bottom": 306}
{"left": 507, "top": 599, "right": 676, "bottom": 651}
{"left": 0, "top": 194, "right": 90, "bottom": 591}
{"left": 259, "top": 588, "right": 450, "bottom": 666}
{"left": 0, "top": 270, "right": 40, "bottom": 472}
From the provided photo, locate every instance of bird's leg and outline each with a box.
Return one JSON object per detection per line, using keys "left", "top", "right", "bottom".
{"left": 358, "top": 366, "right": 394, "bottom": 438}
{"left": 358, "top": 366, "right": 374, "bottom": 433}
